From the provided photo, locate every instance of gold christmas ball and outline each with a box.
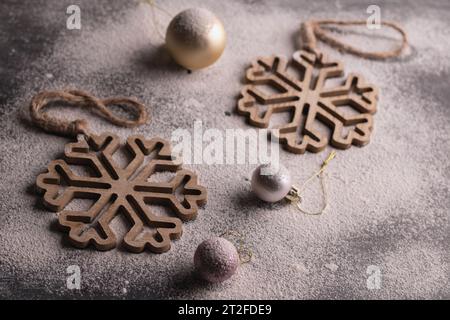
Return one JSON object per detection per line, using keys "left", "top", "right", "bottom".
{"left": 165, "top": 8, "right": 226, "bottom": 70}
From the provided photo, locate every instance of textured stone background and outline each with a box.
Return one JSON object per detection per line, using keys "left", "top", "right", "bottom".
{"left": 0, "top": 0, "right": 449, "bottom": 299}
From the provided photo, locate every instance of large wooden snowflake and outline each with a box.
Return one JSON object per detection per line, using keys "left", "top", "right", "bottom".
{"left": 36, "top": 133, "right": 207, "bottom": 253}
{"left": 237, "top": 50, "right": 378, "bottom": 154}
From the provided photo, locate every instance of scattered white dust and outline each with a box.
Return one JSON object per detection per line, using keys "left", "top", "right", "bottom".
{"left": 0, "top": 0, "right": 448, "bottom": 299}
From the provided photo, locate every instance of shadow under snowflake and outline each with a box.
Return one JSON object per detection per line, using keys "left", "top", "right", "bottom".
{"left": 237, "top": 50, "right": 378, "bottom": 154}
{"left": 36, "top": 133, "right": 207, "bottom": 253}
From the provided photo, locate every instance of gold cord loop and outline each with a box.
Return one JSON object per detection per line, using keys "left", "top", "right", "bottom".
{"left": 143, "top": 0, "right": 173, "bottom": 41}
{"left": 286, "top": 151, "right": 336, "bottom": 216}
{"left": 220, "top": 230, "right": 253, "bottom": 264}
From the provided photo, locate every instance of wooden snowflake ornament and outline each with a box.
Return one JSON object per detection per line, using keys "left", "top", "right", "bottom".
{"left": 237, "top": 50, "right": 378, "bottom": 154}
{"left": 36, "top": 133, "right": 207, "bottom": 253}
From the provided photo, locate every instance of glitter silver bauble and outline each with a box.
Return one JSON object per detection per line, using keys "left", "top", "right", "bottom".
{"left": 251, "top": 163, "right": 292, "bottom": 202}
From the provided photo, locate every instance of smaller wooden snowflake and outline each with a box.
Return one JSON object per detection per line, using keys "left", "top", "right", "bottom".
{"left": 237, "top": 50, "right": 378, "bottom": 154}
{"left": 36, "top": 133, "right": 207, "bottom": 253}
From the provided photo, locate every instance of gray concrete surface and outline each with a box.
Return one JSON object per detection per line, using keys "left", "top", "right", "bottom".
{"left": 0, "top": 0, "right": 449, "bottom": 299}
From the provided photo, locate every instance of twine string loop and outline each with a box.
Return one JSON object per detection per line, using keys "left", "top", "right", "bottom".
{"left": 29, "top": 89, "right": 148, "bottom": 137}
{"left": 300, "top": 19, "right": 408, "bottom": 60}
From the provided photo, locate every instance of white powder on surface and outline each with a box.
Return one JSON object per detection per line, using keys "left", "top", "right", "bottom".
{"left": 0, "top": 0, "right": 449, "bottom": 299}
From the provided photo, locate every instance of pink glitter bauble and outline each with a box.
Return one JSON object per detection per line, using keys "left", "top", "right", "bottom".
{"left": 194, "top": 237, "right": 239, "bottom": 283}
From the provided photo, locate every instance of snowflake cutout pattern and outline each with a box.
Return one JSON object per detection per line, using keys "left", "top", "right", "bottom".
{"left": 36, "top": 133, "right": 207, "bottom": 253}
{"left": 237, "top": 50, "right": 378, "bottom": 154}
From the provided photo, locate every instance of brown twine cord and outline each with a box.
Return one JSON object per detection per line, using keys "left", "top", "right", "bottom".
{"left": 29, "top": 89, "right": 148, "bottom": 137}
{"left": 300, "top": 19, "right": 408, "bottom": 60}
